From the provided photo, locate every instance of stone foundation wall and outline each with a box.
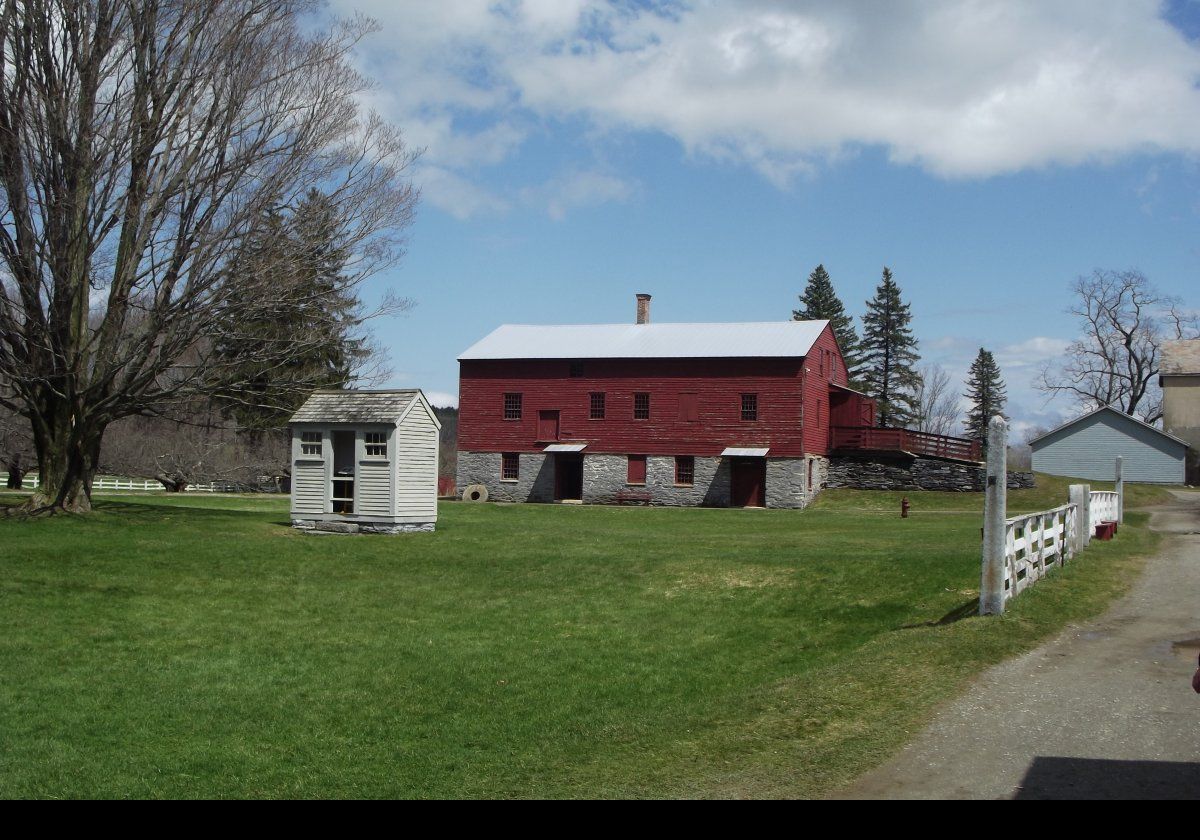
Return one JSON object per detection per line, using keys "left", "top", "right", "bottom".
{"left": 767, "top": 456, "right": 827, "bottom": 508}
{"left": 826, "top": 454, "right": 1035, "bottom": 491}
{"left": 581, "top": 454, "right": 733, "bottom": 506}
{"left": 291, "top": 519, "right": 435, "bottom": 534}
{"left": 457, "top": 451, "right": 555, "bottom": 502}
{"left": 456, "top": 451, "right": 827, "bottom": 508}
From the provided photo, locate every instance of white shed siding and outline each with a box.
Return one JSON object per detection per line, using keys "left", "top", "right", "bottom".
{"left": 356, "top": 461, "right": 392, "bottom": 516}
{"left": 1032, "top": 410, "right": 1186, "bottom": 484}
{"left": 292, "top": 461, "right": 326, "bottom": 514}
{"left": 394, "top": 401, "right": 439, "bottom": 519}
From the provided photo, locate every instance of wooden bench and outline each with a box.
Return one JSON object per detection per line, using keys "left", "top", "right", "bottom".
{"left": 614, "top": 489, "right": 652, "bottom": 506}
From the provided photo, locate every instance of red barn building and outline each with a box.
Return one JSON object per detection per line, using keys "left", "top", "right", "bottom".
{"left": 456, "top": 295, "right": 874, "bottom": 508}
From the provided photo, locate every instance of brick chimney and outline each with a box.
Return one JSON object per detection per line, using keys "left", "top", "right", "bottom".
{"left": 636, "top": 293, "right": 651, "bottom": 325}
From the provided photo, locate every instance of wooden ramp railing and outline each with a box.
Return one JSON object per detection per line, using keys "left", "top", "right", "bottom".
{"left": 831, "top": 426, "right": 982, "bottom": 462}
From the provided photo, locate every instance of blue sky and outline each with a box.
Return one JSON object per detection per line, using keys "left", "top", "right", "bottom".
{"left": 330, "top": 0, "right": 1200, "bottom": 439}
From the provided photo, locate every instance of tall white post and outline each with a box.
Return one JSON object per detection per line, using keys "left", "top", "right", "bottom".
{"left": 1115, "top": 456, "right": 1124, "bottom": 525}
{"left": 1069, "top": 484, "right": 1088, "bottom": 556}
{"left": 980, "top": 416, "right": 1009, "bottom": 616}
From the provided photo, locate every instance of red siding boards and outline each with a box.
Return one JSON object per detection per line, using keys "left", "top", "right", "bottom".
{"left": 459, "top": 323, "right": 851, "bottom": 459}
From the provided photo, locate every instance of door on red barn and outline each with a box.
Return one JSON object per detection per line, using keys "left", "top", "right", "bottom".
{"left": 537, "top": 410, "right": 560, "bottom": 441}
{"left": 730, "top": 457, "right": 766, "bottom": 507}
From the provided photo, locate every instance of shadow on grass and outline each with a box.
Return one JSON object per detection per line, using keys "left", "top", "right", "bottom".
{"left": 0, "top": 496, "right": 276, "bottom": 523}
{"left": 901, "top": 598, "right": 980, "bottom": 629}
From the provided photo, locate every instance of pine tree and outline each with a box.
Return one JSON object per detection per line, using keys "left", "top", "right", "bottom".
{"left": 213, "top": 190, "right": 368, "bottom": 431}
{"left": 793, "top": 264, "right": 862, "bottom": 382}
{"left": 859, "top": 267, "right": 921, "bottom": 427}
{"left": 964, "top": 348, "right": 1008, "bottom": 446}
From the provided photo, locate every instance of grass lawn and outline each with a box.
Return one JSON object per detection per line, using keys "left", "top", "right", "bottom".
{"left": 0, "top": 483, "right": 1162, "bottom": 799}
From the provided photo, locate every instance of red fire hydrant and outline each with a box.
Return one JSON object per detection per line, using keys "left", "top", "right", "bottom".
{"left": 901, "top": 497, "right": 910, "bottom": 518}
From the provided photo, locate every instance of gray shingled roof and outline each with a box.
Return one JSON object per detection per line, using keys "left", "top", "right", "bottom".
{"left": 1161, "top": 339, "right": 1200, "bottom": 376}
{"left": 289, "top": 389, "right": 420, "bottom": 424}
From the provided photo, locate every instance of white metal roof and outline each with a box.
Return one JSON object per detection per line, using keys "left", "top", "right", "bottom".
{"left": 544, "top": 443, "right": 587, "bottom": 452}
{"left": 458, "top": 320, "right": 830, "bottom": 360}
{"left": 721, "top": 447, "right": 770, "bottom": 457}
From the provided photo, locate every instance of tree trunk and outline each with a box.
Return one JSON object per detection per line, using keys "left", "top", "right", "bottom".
{"left": 6, "top": 456, "right": 23, "bottom": 490}
{"left": 26, "top": 416, "right": 104, "bottom": 514}
{"left": 156, "top": 475, "right": 188, "bottom": 493}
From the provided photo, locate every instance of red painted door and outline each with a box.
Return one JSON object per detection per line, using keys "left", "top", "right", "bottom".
{"left": 537, "top": 410, "right": 560, "bottom": 441}
{"left": 730, "top": 458, "right": 765, "bottom": 507}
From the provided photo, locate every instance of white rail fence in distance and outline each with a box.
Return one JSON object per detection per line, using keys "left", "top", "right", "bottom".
{"left": 20, "top": 475, "right": 239, "bottom": 493}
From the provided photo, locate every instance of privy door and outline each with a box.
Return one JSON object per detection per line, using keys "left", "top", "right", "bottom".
{"left": 538, "top": 410, "right": 560, "bottom": 441}
{"left": 730, "top": 457, "right": 766, "bottom": 507}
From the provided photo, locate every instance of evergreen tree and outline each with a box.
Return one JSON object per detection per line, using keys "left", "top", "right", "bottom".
{"left": 793, "top": 263, "right": 861, "bottom": 382}
{"left": 859, "top": 267, "right": 921, "bottom": 427}
{"left": 213, "top": 190, "right": 368, "bottom": 431}
{"left": 964, "top": 348, "right": 1008, "bottom": 445}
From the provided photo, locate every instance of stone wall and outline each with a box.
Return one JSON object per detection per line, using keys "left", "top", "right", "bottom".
{"left": 768, "top": 456, "right": 827, "bottom": 508}
{"left": 456, "top": 450, "right": 825, "bottom": 508}
{"left": 826, "top": 454, "right": 1035, "bottom": 491}
{"left": 291, "top": 519, "right": 435, "bottom": 534}
{"left": 457, "top": 451, "right": 555, "bottom": 502}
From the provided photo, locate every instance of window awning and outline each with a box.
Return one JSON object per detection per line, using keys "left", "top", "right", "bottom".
{"left": 721, "top": 447, "right": 769, "bottom": 457}
{"left": 544, "top": 443, "right": 587, "bottom": 452}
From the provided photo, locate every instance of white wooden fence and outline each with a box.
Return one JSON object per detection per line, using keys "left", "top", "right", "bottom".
{"left": 1003, "top": 504, "right": 1078, "bottom": 602}
{"left": 998, "top": 489, "right": 1120, "bottom": 603}
{"left": 1089, "top": 490, "right": 1119, "bottom": 531}
{"left": 20, "top": 475, "right": 237, "bottom": 493}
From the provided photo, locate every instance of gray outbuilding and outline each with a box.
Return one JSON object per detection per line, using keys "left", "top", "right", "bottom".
{"left": 289, "top": 389, "right": 441, "bottom": 533}
{"left": 1029, "top": 405, "right": 1187, "bottom": 484}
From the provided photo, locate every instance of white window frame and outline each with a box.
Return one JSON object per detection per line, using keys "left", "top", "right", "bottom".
{"left": 300, "top": 430, "right": 323, "bottom": 457}
{"left": 364, "top": 430, "right": 388, "bottom": 458}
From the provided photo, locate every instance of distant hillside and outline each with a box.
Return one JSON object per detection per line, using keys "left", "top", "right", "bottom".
{"left": 432, "top": 405, "right": 458, "bottom": 478}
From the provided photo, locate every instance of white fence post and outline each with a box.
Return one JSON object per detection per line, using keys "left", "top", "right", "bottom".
{"left": 980, "top": 416, "right": 1008, "bottom": 616}
{"left": 1069, "top": 484, "right": 1089, "bottom": 553}
{"left": 1115, "top": 456, "right": 1124, "bottom": 525}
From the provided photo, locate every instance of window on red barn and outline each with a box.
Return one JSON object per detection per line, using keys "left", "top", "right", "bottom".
{"left": 675, "top": 456, "right": 694, "bottom": 486}
{"left": 501, "top": 453, "right": 520, "bottom": 481}
{"left": 633, "top": 393, "right": 650, "bottom": 420}
{"left": 678, "top": 392, "right": 698, "bottom": 422}
{"left": 503, "top": 393, "right": 522, "bottom": 420}
{"left": 741, "top": 393, "right": 758, "bottom": 421}
{"left": 627, "top": 455, "right": 647, "bottom": 485}
{"left": 589, "top": 392, "right": 605, "bottom": 420}
{"left": 569, "top": 361, "right": 585, "bottom": 378}
{"left": 819, "top": 350, "right": 825, "bottom": 376}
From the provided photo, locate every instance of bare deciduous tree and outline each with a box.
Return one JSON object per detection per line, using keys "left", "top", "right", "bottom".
{"left": 0, "top": 0, "right": 419, "bottom": 513}
{"left": 1037, "top": 270, "right": 1198, "bottom": 424}
{"left": 0, "top": 402, "right": 33, "bottom": 489}
{"left": 102, "top": 410, "right": 289, "bottom": 492}
{"left": 914, "top": 363, "right": 960, "bottom": 437}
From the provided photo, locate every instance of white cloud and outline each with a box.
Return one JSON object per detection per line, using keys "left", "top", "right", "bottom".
{"left": 926, "top": 334, "right": 1076, "bottom": 435}
{"left": 423, "top": 390, "right": 459, "bottom": 408}
{"left": 417, "top": 165, "right": 510, "bottom": 220}
{"left": 519, "top": 169, "right": 638, "bottom": 219}
{"left": 995, "top": 336, "right": 1073, "bottom": 372}
{"left": 335, "top": 0, "right": 1200, "bottom": 206}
